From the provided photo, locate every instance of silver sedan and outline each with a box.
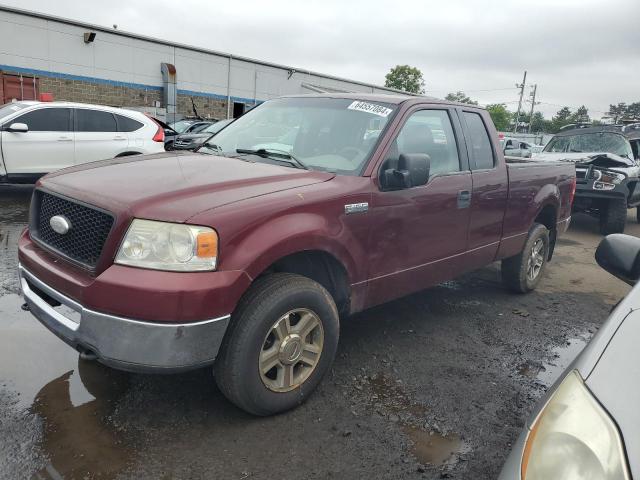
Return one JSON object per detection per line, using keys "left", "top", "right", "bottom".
{"left": 499, "top": 233, "right": 639, "bottom": 480}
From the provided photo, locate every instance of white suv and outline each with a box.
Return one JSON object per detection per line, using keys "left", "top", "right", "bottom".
{"left": 0, "top": 101, "right": 166, "bottom": 183}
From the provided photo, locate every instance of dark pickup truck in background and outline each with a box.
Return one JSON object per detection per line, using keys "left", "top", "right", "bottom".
{"left": 18, "top": 94, "right": 575, "bottom": 415}
{"left": 535, "top": 124, "right": 640, "bottom": 234}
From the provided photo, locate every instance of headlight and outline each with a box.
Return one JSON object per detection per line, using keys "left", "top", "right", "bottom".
{"left": 590, "top": 169, "right": 625, "bottom": 190}
{"left": 521, "top": 370, "right": 630, "bottom": 480}
{"left": 115, "top": 219, "right": 218, "bottom": 271}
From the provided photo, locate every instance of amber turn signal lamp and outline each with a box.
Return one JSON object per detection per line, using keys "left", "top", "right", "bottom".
{"left": 196, "top": 232, "right": 218, "bottom": 258}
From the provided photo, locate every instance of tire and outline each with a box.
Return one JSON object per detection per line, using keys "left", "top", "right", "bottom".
{"left": 214, "top": 273, "right": 340, "bottom": 416}
{"left": 636, "top": 206, "right": 640, "bottom": 223}
{"left": 502, "top": 223, "right": 550, "bottom": 293}
{"left": 599, "top": 199, "right": 627, "bottom": 235}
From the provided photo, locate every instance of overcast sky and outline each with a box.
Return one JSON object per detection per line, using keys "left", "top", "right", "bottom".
{"left": 3, "top": 0, "right": 639, "bottom": 119}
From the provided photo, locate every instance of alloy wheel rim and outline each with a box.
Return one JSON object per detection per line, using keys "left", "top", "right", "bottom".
{"left": 527, "top": 238, "right": 545, "bottom": 281}
{"left": 259, "top": 308, "right": 324, "bottom": 393}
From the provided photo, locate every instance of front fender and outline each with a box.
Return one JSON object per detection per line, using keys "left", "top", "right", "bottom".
{"left": 221, "top": 212, "right": 365, "bottom": 285}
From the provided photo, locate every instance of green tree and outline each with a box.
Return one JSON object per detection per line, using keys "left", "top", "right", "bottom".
{"left": 445, "top": 91, "right": 478, "bottom": 105}
{"left": 625, "top": 102, "right": 640, "bottom": 120}
{"left": 608, "top": 103, "right": 627, "bottom": 123}
{"left": 530, "top": 111, "right": 548, "bottom": 133}
{"left": 550, "top": 107, "right": 573, "bottom": 132}
{"left": 572, "top": 105, "right": 590, "bottom": 124}
{"left": 384, "top": 65, "right": 425, "bottom": 94}
{"left": 486, "top": 103, "right": 511, "bottom": 131}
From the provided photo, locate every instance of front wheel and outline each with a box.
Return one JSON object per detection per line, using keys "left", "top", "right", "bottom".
{"left": 502, "top": 223, "right": 550, "bottom": 293}
{"left": 599, "top": 199, "right": 627, "bottom": 235}
{"left": 214, "top": 273, "right": 339, "bottom": 416}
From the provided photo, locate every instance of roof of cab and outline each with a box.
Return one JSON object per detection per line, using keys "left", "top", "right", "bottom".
{"left": 278, "top": 92, "right": 485, "bottom": 109}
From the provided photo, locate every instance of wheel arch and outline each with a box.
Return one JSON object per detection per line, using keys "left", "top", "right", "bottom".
{"left": 534, "top": 201, "right": 558, "bottom": 260}
{"left": 251, "top": 249, "right": 352, "bottom": 317}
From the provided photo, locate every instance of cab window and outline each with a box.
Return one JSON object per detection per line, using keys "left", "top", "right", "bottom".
{"left": 463, "top": 112, "right": 495, "bottom": 170}
{"left": 385, "top": 109, "right": 460, "bottom": 177}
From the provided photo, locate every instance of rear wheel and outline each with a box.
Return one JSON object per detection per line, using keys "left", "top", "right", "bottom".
{"left": 599, "top": 199, "right": 626, "bottom": 235}
{"left": 502, "top": 223, "right": 549, "bottom": 293}
{"left": 214, "top": 273, "right": 339, "bottom": 416}
{"left": 636, "top": 206, "right": 640, "bottom": 223}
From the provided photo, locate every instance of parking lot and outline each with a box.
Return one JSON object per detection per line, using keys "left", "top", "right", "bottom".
{"left": 0, "top": 184, "right": 633, "bottom": 480}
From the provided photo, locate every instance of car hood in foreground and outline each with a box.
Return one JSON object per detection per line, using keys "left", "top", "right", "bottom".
{"left": 534, "top": 151, "right": 635, "bottom": 167}
{"left": 40, "top": 152, "right": 334, "bottom": 222}
{"left": 583, "top": 304, "right": 640, "bottom": 479}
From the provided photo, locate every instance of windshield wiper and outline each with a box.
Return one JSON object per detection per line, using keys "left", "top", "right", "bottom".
{"left": 235, "top": 148, "right": 309, "bottom": 170}
{"left": 199, "top": 142, "right": 222, "bottom": 154}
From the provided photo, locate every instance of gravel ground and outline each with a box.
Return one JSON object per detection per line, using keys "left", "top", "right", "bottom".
{"left": 0, "top": 184, "right": 633, "bottom": 480}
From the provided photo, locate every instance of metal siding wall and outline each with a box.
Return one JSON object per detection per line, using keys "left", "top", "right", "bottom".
{"left": 0, "top": 8, "right": 401, "bottom": 107}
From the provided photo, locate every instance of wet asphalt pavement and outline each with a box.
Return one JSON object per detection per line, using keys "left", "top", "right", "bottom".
{"left": 0, "top": 184, "right": 634, "bottom": 480}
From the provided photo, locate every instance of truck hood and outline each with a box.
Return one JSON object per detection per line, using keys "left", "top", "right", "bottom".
{"left": 534, "top": 151, "right": 635, "bottom": 167}
{"left": 40, "top": 152, "right": 334, "bottom": 222}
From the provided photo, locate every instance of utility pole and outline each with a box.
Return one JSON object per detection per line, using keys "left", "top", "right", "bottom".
{"left": 513, "top": 71, "right": 527, "bottom": 133}
{"left": 527, "top": 84, "right": 538, "bottom": 134}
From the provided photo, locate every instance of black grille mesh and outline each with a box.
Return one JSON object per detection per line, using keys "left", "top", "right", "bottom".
{"left": 33, "top": 191, "right": 114, "bottom": 268}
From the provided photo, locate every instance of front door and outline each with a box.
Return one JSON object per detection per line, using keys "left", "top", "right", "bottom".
{"left": 366, "top": 107, "right": 472, "bottom": 307}
{"left": 1, "top": 107, "right": 74, "bottom": 176}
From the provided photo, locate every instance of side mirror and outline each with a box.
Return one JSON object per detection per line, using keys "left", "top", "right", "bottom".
{"left": 383, "top": 153, "right": 430, "bottom": 190}
{"left": 5, "top": 122, "right": 28, "bottom": 133}
{"left": 595, "top": 234, "right": 640, "bottom": 285}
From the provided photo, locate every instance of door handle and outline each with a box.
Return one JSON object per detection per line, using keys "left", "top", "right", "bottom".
{"left": 113, "top": 136, "right": 127, "bottom": 141}
{"left": 57, "top": 137, "right": 72, "bottom": 142}
{"left": 457, "top": 190, "right": 471, "bottom": 209}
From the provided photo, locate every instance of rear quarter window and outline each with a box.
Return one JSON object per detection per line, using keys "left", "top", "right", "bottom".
{"left": 115, "top": 114, "right": 144, "bottom": 132}
{"left": 463, "top": 112, "right": 495, "bottom": 170}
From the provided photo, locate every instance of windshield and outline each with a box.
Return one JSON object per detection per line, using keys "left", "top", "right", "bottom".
{"left": 170, "top": 120, "right": 195, "bottom": 133}
{"left": 544, "top": 132, "right": 633, "bottom": 159}
{"left": 0, "top": 102, "right": 29, "bottom": 122}
{"left": 199, "top": 97, "right": 397, "bottom": 175}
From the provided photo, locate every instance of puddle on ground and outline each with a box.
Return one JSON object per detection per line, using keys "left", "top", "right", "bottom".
{"left": 0, "top": 293, "right": 132, "bottom": 479}
{"left": 536, "top": 337, "right": 588, "bottom": 386}
{"left": 403, "top": 426, "right": 466, "bottom": 466}
{"left": 362, "top": 373, "right": 468, "bottom": 467}
{"left": 518, "top": 336, "right": 589, "bottom": 387}
{"left": 367, "top": 372, "right": 429, "bottom": 418}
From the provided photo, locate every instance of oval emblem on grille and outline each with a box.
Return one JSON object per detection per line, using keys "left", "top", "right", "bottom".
{"left": 50, "top": 215, "right": 71, "bottom": 235}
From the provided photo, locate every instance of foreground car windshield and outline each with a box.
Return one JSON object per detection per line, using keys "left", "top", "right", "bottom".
{"left": 199, "top": 97, "right": 397, "bottom": 174}
{"left": 544, "top": 132, "right": 633, "bottom": 159}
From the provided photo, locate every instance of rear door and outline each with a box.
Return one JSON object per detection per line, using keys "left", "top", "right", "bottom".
{"left": 1, "top": 107, "right": 74, "bottom": 175}
{"left": 366, "top": 106, "right": 472, "bottom": 306}
{"left": 114, "top": 113, "right": 145, "bottom": 149}
{"left": 459, "top": 109, "right": 509, "bottom": 264}
{"left": 74, "top": 108, "right": 124, "bottom": 164}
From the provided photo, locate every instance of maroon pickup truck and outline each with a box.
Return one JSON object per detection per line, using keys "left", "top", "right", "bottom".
{"left": 18, "top": 94, "right": 575, "bottom": 415}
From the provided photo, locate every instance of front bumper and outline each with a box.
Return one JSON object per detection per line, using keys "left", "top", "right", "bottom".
{"left": 19, "top": 264, "right": 231, "bottom": 373}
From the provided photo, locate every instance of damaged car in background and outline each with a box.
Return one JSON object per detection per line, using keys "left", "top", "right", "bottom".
{"left": 535, "top": 124, "right": 640, "bottom": 234}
